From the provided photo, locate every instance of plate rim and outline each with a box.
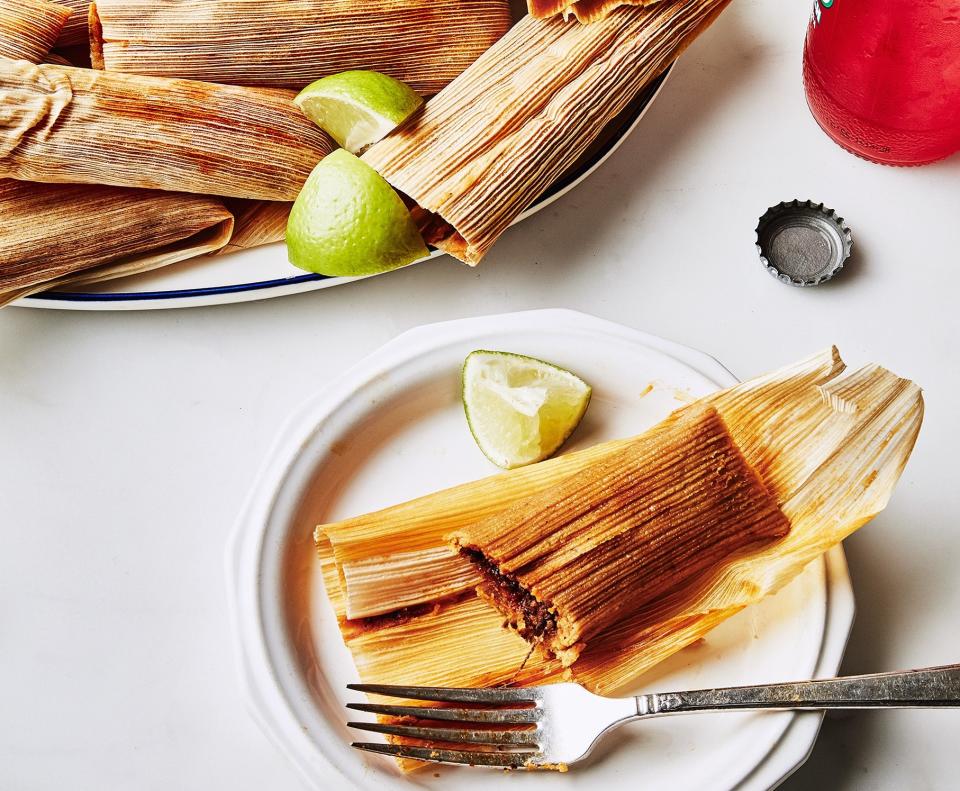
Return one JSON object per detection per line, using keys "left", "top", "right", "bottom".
{"left": 17, "top": 67, "right": 673, "bottom": 311}
{"left": 226, "top": 309, "right": 854, "bottom": 790}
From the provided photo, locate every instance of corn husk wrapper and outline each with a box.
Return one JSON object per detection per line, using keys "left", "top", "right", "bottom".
{"left": 531, "top": 0, "right": 660, "bottom": 24}
{"left": 316, "top": 349, "right": 923, "bottom": 711}
{"left": 217, "top": 200, "right": 290, "bottom": 255}
{"left": 362, "top": 0, "right": 729, "bottom": 264}
{"left": 450, "top": 405, "right": 791, "bottom": 666}
{"left": 0, "top": 180, "right": 234, "bottom": 306}
{"left": 0, "top": 8, "right": 236, "bottom": 303}
{"left": 0, "top": 59, "right": 333, "bottom": 200}
{"left": 89, "top": 0, "right": 512, "bottom": 96}
{"left": 0, "top": 0, "right": 70, "bottom": 61}
{"left": 53, "top": 0, "right": 88, "bottom": 47}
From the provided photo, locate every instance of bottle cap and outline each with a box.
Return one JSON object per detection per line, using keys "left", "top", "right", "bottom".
{"left": 755, "top": 200, "right": 852, "bottom": 286}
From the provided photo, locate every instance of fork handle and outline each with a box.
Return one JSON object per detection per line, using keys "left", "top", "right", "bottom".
{"left": 636, "top": 664, "right": 960, "bottom": 716}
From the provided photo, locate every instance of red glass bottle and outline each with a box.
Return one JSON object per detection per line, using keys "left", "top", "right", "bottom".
{"left": 803, "top": 0, "right": 960, "bottom": 166}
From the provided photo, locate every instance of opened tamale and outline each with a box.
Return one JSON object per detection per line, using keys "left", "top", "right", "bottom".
{"left": 0, "top": 59, "right": 333, "bottom": 200}
{"left": 89, "top": 0, "right": 512, "bottom": 96}
{"left": 316, "top": 350, "right": 923, "bottom": 714}
{"left": 362, "top": 0, "right": 729, "bottom": 264}
{"left": 449, "top": 406, "right": 790, "bottom": 665}
{"left": 0, "top": 180, "right": 234, "bottom": 306}
{"left": 0, "top": 0, "right": 71, "bottom": 61}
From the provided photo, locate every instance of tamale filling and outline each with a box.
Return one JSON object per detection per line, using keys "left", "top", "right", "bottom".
{"left": 462, "top": 548, "right": 558, "bottom": 644}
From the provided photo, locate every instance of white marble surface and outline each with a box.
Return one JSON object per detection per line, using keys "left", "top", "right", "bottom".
{"left": 1, "top": 1, "right": 958, "bottom": 789}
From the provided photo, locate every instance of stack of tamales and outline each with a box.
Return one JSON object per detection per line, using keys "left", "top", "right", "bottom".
{"left": 316, "top": 348, "right": 922, "bottom": 767}
{"left": 0, "top": 0, "right": 512, "bottom": 302}
{"left": 1, "top": 0, "right": 732, "bottom": 301}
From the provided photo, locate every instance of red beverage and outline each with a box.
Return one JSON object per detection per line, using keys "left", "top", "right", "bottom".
{"left": 803, "top": 0, "right": 960, "bottom": 166}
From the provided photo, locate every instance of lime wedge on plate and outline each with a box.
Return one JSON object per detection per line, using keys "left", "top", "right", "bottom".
{"left": 286, "top": 149, "right": 428, "bottom": 276}
{"left": 462, "top": 350, "right": 592, "bottom": 469}
{"left": 294, "top": 70, "right": 424, "bottom": 153}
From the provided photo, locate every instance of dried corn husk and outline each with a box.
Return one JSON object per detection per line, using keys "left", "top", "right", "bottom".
{"left": 316, "top": 349, "right": 923, "bottom": 711}
{"left": 217, "top": 200, "right": 290, "bottom": 255}
{"left": 0, "top": 180, "right": 233, "bottom": 306}
{"left": 362, "top": 0, "right": 729, "bottom": 264}
{"left": 89, "top": 0, "right": 512, "bottom": 95}
{"left": 53, "top": 0, "right": 88, "bottom": 47}
{"left": 0, "top": 0, "right": 70, "bottom": 61}
{"left": 0, "top": 5, "right": 235, "bottom": 302}
{"left": 531, "top": 0, "right": 661, "bottom": 24}
{"left": 0, "top": 59, "right": 333, "bottom": 200}
{"left": 320, "top": 435, "right": 639, "bottom": 620}
{"left": 568, "top": 0, "right": 662, "bottom": 23}
{"left": 450, "top": 405, "right": 790, "bottom": 666}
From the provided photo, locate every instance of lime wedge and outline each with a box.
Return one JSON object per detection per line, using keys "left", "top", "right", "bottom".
{"left": 294, "top": 70, "right": 424, "bottom": 153}
{"left": 462, "top": 350, "right": 592, "bottom": 469}
{"left": 286, "top": 149, "right": 428, "bottom": 276}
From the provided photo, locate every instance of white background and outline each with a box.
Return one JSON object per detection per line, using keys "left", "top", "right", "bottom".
{"left": 2, "top": 0, "right": 958, "bottom": 788}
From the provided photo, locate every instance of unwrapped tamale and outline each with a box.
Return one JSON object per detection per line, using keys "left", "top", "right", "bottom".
{"left": 449, "top": 406, "right": 790, "bottom": 665}
{"left": 90, "top": 0, "right": 512, "bottom": 95}
{"left": 363, "top": 0, "right": 729, "bottom": 264}
{"left": 0, "top": 0, "right": 70, "bottom": 61}
{"left": 0, "top": 59, "right": 333, "bottom": 200}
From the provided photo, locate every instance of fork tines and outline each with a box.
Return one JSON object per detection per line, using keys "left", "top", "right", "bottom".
{"left": 346, "top": 683, "right": 543, "bottom": 768}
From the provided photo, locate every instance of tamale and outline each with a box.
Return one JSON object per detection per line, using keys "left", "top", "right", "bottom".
{"left": 0, "top": 181, "right": 234, "bottom": 306}
{"left": 0, "top": 4, "right": 235, "bottom": 303}
{"left": 89, "top": 0, "right": 512, "bottom": 96}
{"left": 362, "top": 0, "right": 730, "bottom": 264}
{"left": 0, "top": 59, "right": 333, "bottom": 200}
{"left": 316, "top": 349, "right": 923, "bottom": 708}
{"left": 53, "top": 0, "right": 88, "bottom": 47}
{"left": 0, "top": 0, "right": 70, "bottom": 61}
{"left": 449, "top": 406, "right": 790, "bottom": 665}
{"left": 217, "top": 200, "right": 291, "bottom": 255}
{"left": 320, "top": 436, "right": 639, "bottom": 620}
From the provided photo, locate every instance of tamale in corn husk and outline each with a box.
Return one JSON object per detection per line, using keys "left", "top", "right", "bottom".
{"left": 0, "top": 180, "right": 233, "bottom": 306}
{"left": 0, "top": 5, "right": 236, "bottom": 302}
{"left": 362, "top": 0, "right": 730, "bottom": 264}
{"left": 53, "top": 0, "right": 88, "bottom": 47}
{"left": 217, "top": 200, "right": 290, "bottom": 255}
{"left": 0, "top": 0, "right": 70, "bottom": 61}
{"left": 449, "top": 405, "right": 790, "bottom": 666}
{"left": 89, "top": 0, "right": 512, "bottom": 96}
{"left": 0, "top": 59, "right": 333, "bottom": 200}
{"left": 315, "top": 349, "right": 922, "bottom": 715}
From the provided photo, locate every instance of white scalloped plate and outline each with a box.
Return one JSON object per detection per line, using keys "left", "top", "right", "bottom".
{"left": 227, "top": 309, "right": 854, "bottom": 791}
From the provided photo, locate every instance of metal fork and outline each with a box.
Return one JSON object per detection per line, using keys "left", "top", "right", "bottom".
{"left": 347, "top": 664, "right": 960, "bottom": 769}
